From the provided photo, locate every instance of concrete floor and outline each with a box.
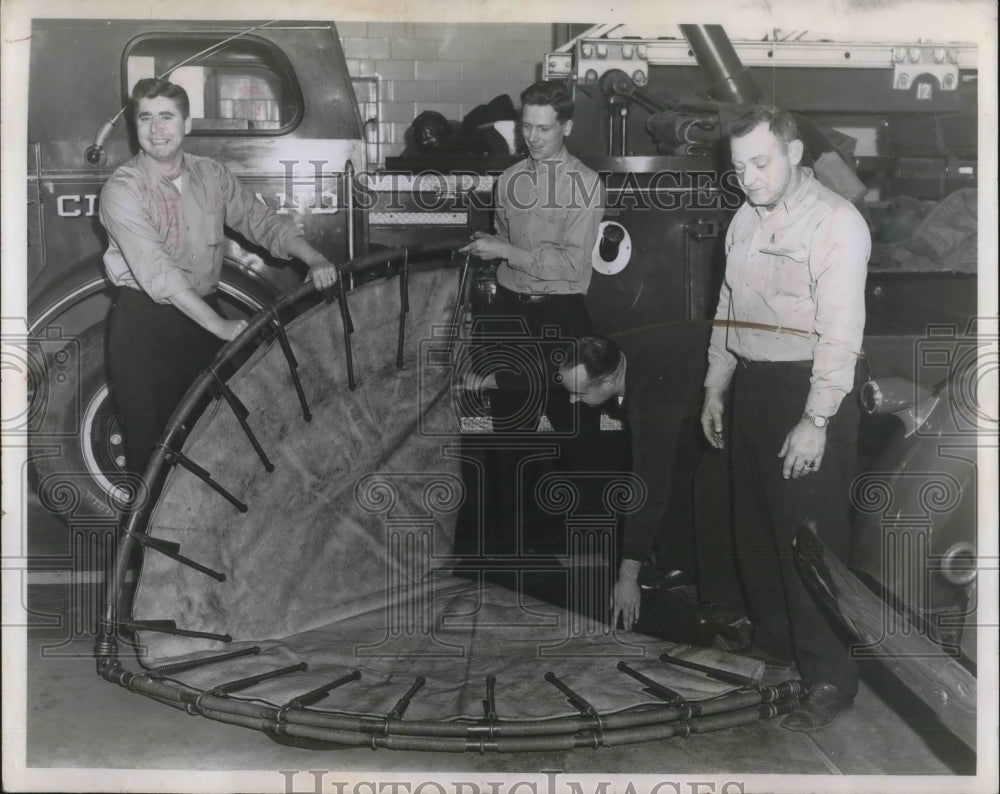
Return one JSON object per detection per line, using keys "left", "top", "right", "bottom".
{"left": 7, "top": 494, "right": 980, "bottom": 791}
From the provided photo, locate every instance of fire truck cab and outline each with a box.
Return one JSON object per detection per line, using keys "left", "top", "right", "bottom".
{"left": 26, "top": 20, "right": 379, "bottom": 516}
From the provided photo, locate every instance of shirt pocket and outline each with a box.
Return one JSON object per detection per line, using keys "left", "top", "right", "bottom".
{"left": 198, "top": 212, "right": 225, "bottom": 253}
{"left": 534, "top": 206, "right": 569, "bottom": 244}
{"left": 761, "top": 243, "right": 812, "bottom": 300}
{"left": 725, "top": 213, "right": 754, "bottom": 252}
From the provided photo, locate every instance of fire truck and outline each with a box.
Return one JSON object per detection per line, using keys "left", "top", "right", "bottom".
{"left": 27, "top": 20, "right": 373, "bottom": 517}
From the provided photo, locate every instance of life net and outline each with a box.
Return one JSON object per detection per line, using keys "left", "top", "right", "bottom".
{"left": 98, "top": 243, "right": 798, "bottom": 752}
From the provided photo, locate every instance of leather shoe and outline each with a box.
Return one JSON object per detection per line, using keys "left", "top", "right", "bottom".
{"left": 638, "top": 560, "right": 689, "bottom": 590}
{"left": 781, "top": 683, "right": 853, "bottom": 732}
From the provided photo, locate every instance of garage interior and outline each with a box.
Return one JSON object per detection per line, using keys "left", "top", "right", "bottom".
{"left": 7, "top": 11, "right": 992, "bottom": 791}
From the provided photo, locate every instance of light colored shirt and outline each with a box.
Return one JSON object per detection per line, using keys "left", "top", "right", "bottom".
{"left": 705, "top": 168, "right": 870, "bottom": 418}
{"left": 494, "top": 147, "right": 604, "bottom": 295}
{"left": 100, "top": 151, "right": 304, "bottom": 302}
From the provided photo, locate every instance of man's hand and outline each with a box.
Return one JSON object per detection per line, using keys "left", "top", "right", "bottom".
{"left": 778, "top": 418, "right": 827, "bottom": 479}
{"left": 309, "top": 264, "right": 339, "bottom": 291}
{"left": 288, "top": 238, "right": 340, "bottom": 291}
{"left": 700, "top": 387, "right": 726, "bottom": 449}
{"left": 611, "top": 559, "right": 642, "bottom": 631}
{"left": 458, "top": 231, "right": 510, "bottom": 261}
{"left": 169, "top": 289, "right": 248, "bottom": 342}
{"left": 213, "top": 317, "right": 248, "bottom": 342}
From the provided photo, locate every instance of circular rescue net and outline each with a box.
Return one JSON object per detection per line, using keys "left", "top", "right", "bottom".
{"left": 96, "top": 239, "right": 800, "bottom": 752}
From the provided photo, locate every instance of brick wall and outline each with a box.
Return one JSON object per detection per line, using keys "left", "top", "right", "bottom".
{"left": 337, "top": 22, "right": 554, "bottom": 160}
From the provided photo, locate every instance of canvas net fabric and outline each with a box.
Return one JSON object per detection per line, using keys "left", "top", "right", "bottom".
{"left": 128, "top": 264, "right": 762, "bottom": 721}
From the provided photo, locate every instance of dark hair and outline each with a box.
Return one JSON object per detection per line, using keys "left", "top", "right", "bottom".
{"left": 561, "top": 336, "right": 622, "bottom": 381}
{"left": 728, "top": 105, "right": 799, "bottom": 147}
{"left": 519, "top": 80, "right": 574, "bottom": 122}
{"left": 130, "top": 78, "right": 190, "bottom": 121}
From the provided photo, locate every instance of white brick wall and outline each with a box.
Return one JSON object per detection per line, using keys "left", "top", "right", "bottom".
{"left": 338, "top": 21, "right": 552, "bottom": 160}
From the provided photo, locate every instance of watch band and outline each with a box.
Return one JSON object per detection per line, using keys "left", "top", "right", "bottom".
{"left": 803, "top": 411, "right": 829, "bottom": 428}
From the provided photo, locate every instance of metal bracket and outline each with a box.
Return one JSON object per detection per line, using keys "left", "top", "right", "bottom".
{"left": 576, "top": 41, "right": 650, "bottom": 86}
{"left": 687, "top": 218, "right": 720, "bottom": 241}
{"left": 892, "top": 46, "right": 960, "bottom": 92}
{"left": 544, "top": 51, "right": 574, "bottom": 79}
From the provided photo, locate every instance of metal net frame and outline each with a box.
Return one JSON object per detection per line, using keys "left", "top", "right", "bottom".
{"left": 93, "top": 238, "right": 801, "bottom": 753}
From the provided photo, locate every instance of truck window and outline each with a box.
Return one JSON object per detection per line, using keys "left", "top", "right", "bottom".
{"left": 124, "top": 35, "right": 301, "bottom": 134}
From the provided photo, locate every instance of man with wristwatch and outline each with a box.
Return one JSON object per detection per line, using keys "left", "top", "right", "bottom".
{"left": 700, "top": 106, "right": 870, "bottom": 732}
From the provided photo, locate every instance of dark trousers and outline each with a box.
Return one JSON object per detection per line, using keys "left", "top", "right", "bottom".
{"left": 107, "top": 287, "right": 223, "bottom": 479}
{"left": 730, "top": 360, "right": 860, "bottom": 697}
{"left": 482, "top": 285, "right": 601, "bottom": 434}
{"left": 472, "top": 285, "right": 602, "bottom": 554}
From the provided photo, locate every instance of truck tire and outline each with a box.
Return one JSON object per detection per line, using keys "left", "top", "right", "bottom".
{"left": 30, "top": 277, "right": 277, "bottom": 522}
{"left": 30, "top": 323, "right": 130, "bottom": 521}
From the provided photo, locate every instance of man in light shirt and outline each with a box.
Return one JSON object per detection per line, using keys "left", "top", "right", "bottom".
{"left": 701, "top": 105, "right": 870, "bottom": 731}
{"left": 458, "top": 81, "right": 604, "bottom": 556}
{"left": 461, "top": 80, "right": 604, "bottom": 435}
{"left": 100, "top": 78, "right": 339, "bottom": 480}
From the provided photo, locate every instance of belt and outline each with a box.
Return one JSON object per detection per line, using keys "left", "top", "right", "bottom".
{"left": 496, "top": 284, "right": 572, "bottom": 303}
{"left": 115, "top": 286, "right": 219, "bottom": 310}
{"left": 117, "top": 285, "right": 218, "bottom": 299}
{"left": 736, "top": 357, "right": 812, "bottom": 370}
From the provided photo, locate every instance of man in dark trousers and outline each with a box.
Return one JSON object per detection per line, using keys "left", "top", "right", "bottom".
{"left": 556, "top": 334, "right": 708, "bottom": 630}
{"left": 461, "top": 79, "right": 604, "bottom": 435}
{"left": 701, "top": 105, "right": 870, "bottom": 731}
{"left": 458, "top": 80, "right": 604, "bottom": 556}
{"left": 100, "top": 78, "right": 339, "bottom": 483}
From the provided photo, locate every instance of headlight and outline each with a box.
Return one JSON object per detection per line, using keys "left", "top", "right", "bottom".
{"left": 860, "top": 377, "right": 938, "bottom": 436}
{"left": 941, "top": 541, "right": 977, "bottom": 586}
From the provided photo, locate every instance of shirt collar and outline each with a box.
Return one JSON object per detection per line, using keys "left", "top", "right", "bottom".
{"left": 752, "top": 166, "right": 815, "bottom": 220}
{"left": 138, "top": 149, "right": 188, "bottom": 186}
{"left": 525, "top": 144, "right": 570, "bottom": 174}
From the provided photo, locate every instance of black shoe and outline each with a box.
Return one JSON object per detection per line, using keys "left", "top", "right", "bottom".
{"left": 781, "top": 683, "right": 854, "bottom": 732}
{"left": 638, "top": 560, "right": 689, "bottom": 590}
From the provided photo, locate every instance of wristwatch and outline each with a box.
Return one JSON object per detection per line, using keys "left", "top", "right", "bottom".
{"left": 803, "top": 411, "right": 829, "bottom": 428}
